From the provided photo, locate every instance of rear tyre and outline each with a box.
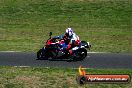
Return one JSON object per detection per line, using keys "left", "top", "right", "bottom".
{"left": 75, "top": 49, "right": 87, "bottom": 61}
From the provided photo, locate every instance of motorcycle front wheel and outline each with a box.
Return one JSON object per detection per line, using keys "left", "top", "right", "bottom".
{"left": 37, "top": 48, "right": 48, "bottom": 60}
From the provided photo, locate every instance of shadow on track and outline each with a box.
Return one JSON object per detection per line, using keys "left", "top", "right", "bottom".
{"left": 36, "top": 57, "right": 83, "bottom": 62}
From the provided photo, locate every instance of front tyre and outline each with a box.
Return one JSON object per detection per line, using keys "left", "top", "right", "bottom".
{"left": 37, "top": 49, "right": 43, "bottom": 60}
{"left": 37, "top": 48, "right": 47, "bottom": 60}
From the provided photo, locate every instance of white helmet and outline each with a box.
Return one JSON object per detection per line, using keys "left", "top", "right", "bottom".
{"left": 65, "top": 28, "right": 73, "bottom": 38}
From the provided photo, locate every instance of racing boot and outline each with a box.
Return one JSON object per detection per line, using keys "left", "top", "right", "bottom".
{"left": 67, "top": 50, "right": 75, "bottom": 61}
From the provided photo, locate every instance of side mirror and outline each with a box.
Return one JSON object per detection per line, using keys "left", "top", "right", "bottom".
{"left": 49, "top": 32, "right": 52, "bottom": 36}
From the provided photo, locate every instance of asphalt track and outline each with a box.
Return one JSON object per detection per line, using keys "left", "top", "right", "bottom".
{"left": 0, "top": 52, "right": 132, "bottom": 69}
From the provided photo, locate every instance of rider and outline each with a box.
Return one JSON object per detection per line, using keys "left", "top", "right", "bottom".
{"left": 63, "top": 28, "right": 80, "bottom": 55}
{"left": 52, "top": 27, "right": 80, "bottom": 55}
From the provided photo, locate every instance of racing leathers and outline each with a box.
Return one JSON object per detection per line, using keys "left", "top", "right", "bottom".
{"left": 53, "top": 33, "right": 80, "bottom": 55}
{"left": 66, "top": 33, "right": 80, "bottom": 55}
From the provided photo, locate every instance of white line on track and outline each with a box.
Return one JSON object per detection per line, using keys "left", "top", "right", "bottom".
{"left": 0, "top": 51, "right": 22, "bottom": 52}
{"left": 14, "top": 66, "right": 30, "bottom": 67}
{"left": 88, "top": 52, "right": 108, "bottom": 53}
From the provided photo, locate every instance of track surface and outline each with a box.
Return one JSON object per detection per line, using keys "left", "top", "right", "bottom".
{"left": 0, "top": 52, "right": 132, "bottom": 69}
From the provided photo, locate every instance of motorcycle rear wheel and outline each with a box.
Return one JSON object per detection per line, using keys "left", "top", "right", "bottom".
{"left": 75, "top": 49, "right": 87, "bottom": 61}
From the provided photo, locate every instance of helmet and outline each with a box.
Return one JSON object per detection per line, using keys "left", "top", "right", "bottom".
{"left": 65, "top": 28, "right": 73, "bottom": 38}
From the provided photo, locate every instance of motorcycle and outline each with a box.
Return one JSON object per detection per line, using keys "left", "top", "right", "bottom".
{"left": 37, "top": 32, "right": 91, "bottom": 61}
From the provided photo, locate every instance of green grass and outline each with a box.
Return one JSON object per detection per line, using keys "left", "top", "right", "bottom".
{"left": 0, "top": 66, "right": 132, "bottom": 88}
{"left": 0, "top": 0, "right": 132, "bottom": 52}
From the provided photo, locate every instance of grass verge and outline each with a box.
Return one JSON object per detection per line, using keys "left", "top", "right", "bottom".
{"left": 0, "top": 0, "right": 132, "bottom": 52}
{"left": 0, "top": 66, "right": 132, "bottom": 88}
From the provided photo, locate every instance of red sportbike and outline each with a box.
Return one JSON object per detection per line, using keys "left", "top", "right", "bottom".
{"left": 37, "top": 32, "right": 91, "bottom": 61}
